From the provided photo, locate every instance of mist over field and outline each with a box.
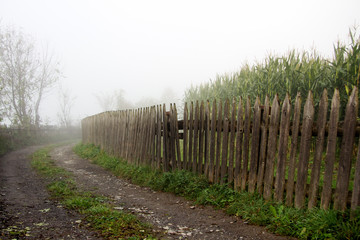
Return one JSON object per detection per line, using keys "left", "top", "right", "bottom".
{"left": 0, "top": 0, "right": 359, "bottom": 127}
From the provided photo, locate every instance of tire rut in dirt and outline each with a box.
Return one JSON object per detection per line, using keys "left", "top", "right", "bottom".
{"left": 51, "top": 144, "right": 294, "bottom": 240}
{"left": 0, "top": 146, "right": 101, "bottom": 240}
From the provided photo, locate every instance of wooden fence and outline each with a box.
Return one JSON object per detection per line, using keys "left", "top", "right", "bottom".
{"left": 81, "top": 88, "right": 360, "bottom": 211}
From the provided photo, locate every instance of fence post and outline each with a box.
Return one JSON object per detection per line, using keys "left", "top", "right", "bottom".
{"left": 188, "top": 102, "right": 194, "bottom": 171}
{"left": 228, "top": 98, "right": 237, "bottom": 185}
{"left": 248, "top": 97, "right": 261, "bottom": 193}
{"left": 234, "top": 97, "right": 243, "bottom": 191}
{"left": 241, "top": 97, "right": 251, "bottom": 191}
{"left": 183, "top": 103, "right": 188, "bottom": 171}
{"left": 263, "top": 95, "right": 280, "bottom": 201}
{"left": 208, "top": 99, "right": 217, "bottom": 183}
{"left": 215, "top": 100, "right": 223, "bottom": 183}
{"left": 257, "top": 96, "right": 270, "bottom": 194}
{"left": 308, "top": 90, "right": 328, "bottom": 209}
{"left": 286, "top": 93, "right": 302, "bottom": 207}
{"left": 204, "top": 101, "right": 210, "bottom": 176}
{"left": 274, "top": 94, "right": 291, "bottom": 202}
{"left": 334, "top": 87, "right": 358, "bottom": 211}
{"left": 193, "top": 101, "right": 199, "bottom": 173}
{"left": 198, "top": 101, "right": 205, "bottom": 174}
{"left": 221, "top": 99, "right": 230, "bottom": 184}
{"left": 295, "top": 91, "right": 315, "bottom": 208}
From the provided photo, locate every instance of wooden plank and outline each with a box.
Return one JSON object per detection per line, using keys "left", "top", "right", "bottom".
{"left": 152, "top": 106, "right": 157, "bottom": 164}
{"left": 204, "top": 101, "right": 210, "bottom": 176}
{"left": 162, "top": 104, "right": 170, "bottom": 171}
{"left": 188, "top": 102, "right": 194, "bottom": 171}
{"left": 193, "top": 101, "right": 199, "bottom": 173}
{"left": 208, "top": 99, "right": 217, "bottom": 183}
{"left": 142, "top": 108, "right": 148, "bottom": 164}
{"left": 320, "top": 90, "right": 340, "bottom": 209}
{"left": 215, "top": 100, "right": 223, "bottom": 184}
{"left": 334, "top": 87, "right": 358, "bottom": 211}
{"left": 256, "top": 96, "right": 270, "bottom": 194}
{"left": 156, "top": 105, "right": 162, "bottom": 170}
{"left": 130, "top": 110, "right": 135, "bottom": 161}
{"left": 169, "top": 104, "right": 177, "bottom": 169}
{"left": 147, "top": 108, "right": 153, "bottom": 164}
{"left": 228, "top": 98, "right": 237, "bottom": 185}
{"left": 183, "top": 103, "right": 188, "bottom": 171}
{"left": 285, "top": 93, "right": 302, "bottom": 206}
{"left": 198, "top": 101, "right": 205, "bottom": 174}
{"left": 174, "top": 104, "right": 182, "bottom": 169}
{"left": 241, "top": 97, "right": 251, "bottom": 191}
{"left": 351, "top": 136, "right": 360, "bottom": 217}
{"left": 263, "top": 95, "right": 280, "bottom": 201}
{"left": 274, "top": 94, "right": 291, "bottom": 202}
{"left": 308, "top": 90, "right": 328, "bottom": 208}
{"left": 144, "top": 108, "right": 151, "bottom": 164}
{"left": 221, "top": 99, "right": 230, "bottom": 184}
{"left": 124, "top": 111, "right": 130, "bottom": 159}
{"left": 234, "top": 97, "right": 243, "bottom": 191}
{"left": 248, "top": 97, "right": 261, "bottom": 193}
{"left": 295, "top": 91, "right": 315, "bottom": 208}
{"left": 140, "top": 108, "right": 147, "bottom": 164}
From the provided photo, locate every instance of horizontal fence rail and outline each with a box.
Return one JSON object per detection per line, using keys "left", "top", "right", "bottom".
{"left": 81, "top": 88, "right": 360, "bottom": 211}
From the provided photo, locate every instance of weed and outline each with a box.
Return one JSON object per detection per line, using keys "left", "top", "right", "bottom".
{"left": 31, "top": 146, "right": 156, "bottom": 239}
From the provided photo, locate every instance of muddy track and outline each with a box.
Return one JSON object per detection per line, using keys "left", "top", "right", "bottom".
{"left": 51, "top": 144, "right": 293, "bottom": 240}
{"left": 0, "top": 146, "right": 100, "bottom": 239}
{"left": 0, "top": 144, "right": 294, "bottom": 239}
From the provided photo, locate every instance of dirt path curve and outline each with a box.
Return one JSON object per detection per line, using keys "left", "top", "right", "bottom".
{"left": 0, "top": 146, "right": 101, "bottom": 239}
{"left": 51, "top": 144, "right": 293, "bottom": 240}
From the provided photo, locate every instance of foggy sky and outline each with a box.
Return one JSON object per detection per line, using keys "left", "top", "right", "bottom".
{"left": 1, "top": 0, "right": 359, "bottom": 125}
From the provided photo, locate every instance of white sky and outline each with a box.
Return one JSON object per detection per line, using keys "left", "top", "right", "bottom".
{"left": 1, "top": 0, "right": 359, "bottom": 125}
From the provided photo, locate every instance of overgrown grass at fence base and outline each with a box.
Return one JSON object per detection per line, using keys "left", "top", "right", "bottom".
{"left": 74, "top": 143, "right": 360, "bottom": 240}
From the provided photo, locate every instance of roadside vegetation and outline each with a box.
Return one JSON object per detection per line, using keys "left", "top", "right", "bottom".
{"left": 74, "top": 143, "right": 360, "bottom": 240}
{"left": 31, "top": 145, "right": 156, "bottom": 240}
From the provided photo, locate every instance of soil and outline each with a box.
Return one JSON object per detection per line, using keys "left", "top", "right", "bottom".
{"left": 0, "top": 144, "right": 295, "bottom": 239}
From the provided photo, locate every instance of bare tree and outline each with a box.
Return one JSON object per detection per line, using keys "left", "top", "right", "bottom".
{"left": 0, "top": 24, "right": 59, "bottom": 128}
{"left": 57, "top": 86, "right": 76, "bottom": 128}
{"left": 95, "top": 89, "right": 132, "bottom": 111}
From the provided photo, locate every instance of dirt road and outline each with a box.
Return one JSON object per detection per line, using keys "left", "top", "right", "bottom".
{"left": 1, "top": 144, "right": 293, "bottom": 239}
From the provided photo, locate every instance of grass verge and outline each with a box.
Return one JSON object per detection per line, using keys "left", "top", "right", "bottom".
{"left": 74, "top": 143, "right": 360, "bottom": 240}
{"left": 31, "top": 145, "right": 156, "bottom": 240}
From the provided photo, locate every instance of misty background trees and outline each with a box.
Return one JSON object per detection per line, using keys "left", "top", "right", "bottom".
{"left": 94, "top": 87, "right": 181, "bottom": 112}
{"left": 0, "top": 24, "right": 60, "bottom": 129}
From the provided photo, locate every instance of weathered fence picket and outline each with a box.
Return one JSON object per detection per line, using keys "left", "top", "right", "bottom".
{"left": 286, "top": 93, "right": 301, "bottom": 206}
{"left": 263, "top": 95, "right": 280, "bottom": 201}
{"left": 208, "top": 100, "right": 217, "bottom": 183}
{"left": 256, "top": 96, "right": 269, "bottom": 194}
{"left": 241, "top": 98, "right": 251, "bottom": 191}
{"left": 295, "top": 91, "right": 315, "bottom": 208}
{"left": 274, "top": 94, "right": 291, "bottom": 202}
{"left": 234, "top": 97, "right": 243, "bottom": 191}
{"left": 334, "top": 88, "right": 358, "bottom": 211}
{"left": 248, "top": 97, "right": 261, "bottom": 193}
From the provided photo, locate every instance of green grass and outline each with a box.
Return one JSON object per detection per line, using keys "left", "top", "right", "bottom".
{"left": 74, "top": 143, "right": 360, "bottom": 240}
{"left": 31, "top": 145, "right": 156, "bottom": 240}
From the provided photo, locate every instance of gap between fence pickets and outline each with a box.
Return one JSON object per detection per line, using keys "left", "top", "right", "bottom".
{"left": 81, "top": 88, "right": 360, "bottom": 212}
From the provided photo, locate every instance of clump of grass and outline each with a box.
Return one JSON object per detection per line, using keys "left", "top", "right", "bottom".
{"left": 74, "top": 143, "right": 360, "bottom": 240}
{"left": 31, "top": 146, "right": 156, "bottom": 240}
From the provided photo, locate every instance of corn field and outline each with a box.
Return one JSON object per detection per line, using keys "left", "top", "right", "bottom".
{"left": 184, "top": 28, "right": 360, "bottom": 118}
